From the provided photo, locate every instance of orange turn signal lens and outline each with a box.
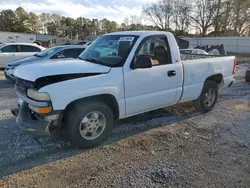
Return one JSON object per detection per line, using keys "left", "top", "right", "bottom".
{"left": 38, "top": 107, "right": 52, "bottom": 114}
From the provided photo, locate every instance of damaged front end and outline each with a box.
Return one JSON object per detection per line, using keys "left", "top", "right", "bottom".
{"left": 12, "top": 78, "right": 63, "bottom": 137}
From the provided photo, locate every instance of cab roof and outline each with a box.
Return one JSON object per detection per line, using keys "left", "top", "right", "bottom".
{"left": 104, "top": 31, "right": 171, "bottom": 37}
{"left": 56, "top": 45, "right": 88, "bottom": 49}
{"left": 0, "top": 42, "right": 40, "bottom": 46}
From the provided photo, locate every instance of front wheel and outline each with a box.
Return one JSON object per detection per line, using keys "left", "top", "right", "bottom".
{"left": 64, "top": 100, "right": 114, "bottom": 149}
{"left": 194, "top": 81, "right": 218, "bottom": 113}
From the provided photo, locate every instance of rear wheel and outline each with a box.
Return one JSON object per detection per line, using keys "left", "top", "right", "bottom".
{"left": 64, "top": 100, "right": 114, "bottom": 149}
{"left": 245, "top": 69, "right": 250, "bottom": 82}
{"left": 194, "top": 81, "right": 218, "bottom": 113}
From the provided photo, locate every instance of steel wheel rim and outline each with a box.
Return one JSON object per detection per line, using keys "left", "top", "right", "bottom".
{"left": 79, "top": 111, "right": 106, "bottom": 140}
{"left": 204, "top": 88, "right": 216, "bottom": 107}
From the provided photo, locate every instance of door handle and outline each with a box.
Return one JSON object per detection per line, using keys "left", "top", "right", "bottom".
{"left": 167, "top": 70, "right": 176, "bottom": 77}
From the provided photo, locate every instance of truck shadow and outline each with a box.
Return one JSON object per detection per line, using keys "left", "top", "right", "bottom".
{"left": 0, "top": 103, "right": 199, "bottom": 178}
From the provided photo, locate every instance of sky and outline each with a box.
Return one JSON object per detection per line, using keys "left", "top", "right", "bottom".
{"left": 0, "top": 0, "right": 159, "bottom": 24}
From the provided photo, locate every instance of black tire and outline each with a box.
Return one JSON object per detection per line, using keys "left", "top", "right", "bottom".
{"left": 245, "top": 69, "right": 250, "bottom": 82}
{"left": 64, "top": 100, "right": 114, "bottom": 149}
{"left": 194, "top": 81, "right": 218, "bottom": 113}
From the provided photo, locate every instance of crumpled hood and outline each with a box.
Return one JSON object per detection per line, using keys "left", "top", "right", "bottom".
{"left": 9, "top": 56, "right": 40, "bottom": 66}
{"left": 14, "top": 59, "right": 111, "bottom": 81}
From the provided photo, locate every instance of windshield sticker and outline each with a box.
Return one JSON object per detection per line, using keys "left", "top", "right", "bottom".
{"left": 119, "top": 37, "right": 134, "bottom": 42}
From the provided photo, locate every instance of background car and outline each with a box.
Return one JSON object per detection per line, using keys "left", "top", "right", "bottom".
{"left": 180, "top": 48, "right": 209, "bottom": 55}
{"left": 4, "top": 45, "right": 87, "bottom": 81}
{"left": 0, "top": 43, "right": 46, "bottom": 68}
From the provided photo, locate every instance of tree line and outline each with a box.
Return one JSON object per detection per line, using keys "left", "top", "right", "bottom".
{"left": 0, "top": 7, "right": 158, "bottom": 40}
{"left": 144, "top": 0, "right": 250, "bottom": 36}
{"left": 0, "top": 0, "right": 250, "bottom": 40}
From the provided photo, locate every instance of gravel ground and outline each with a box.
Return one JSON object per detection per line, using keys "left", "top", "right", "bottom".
{"left": 0, "top": 64, "right": 249, "bottom": 187}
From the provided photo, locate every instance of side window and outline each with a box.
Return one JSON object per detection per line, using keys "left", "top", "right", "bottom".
{"left": 136, "top": 36, "right": 171, "bottom": 66}
{"left": 1, "top": 45, "right": 18, "bottom": 53}
{"left": 62, "top": 49, "right": 79, "bottom": 58}
{"left": 77, "top": 48, "right": 85, "bottom": 56}
{"left": 51, "top": 49, "right": 79, "bottom": 59}
{"left": 20, "top": 45, "right": 34, "bottom": 52}
{"left": 33, "top": 47, "right": 41, "bottom": 52}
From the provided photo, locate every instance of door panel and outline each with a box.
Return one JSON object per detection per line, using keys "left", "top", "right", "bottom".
{"left": 0, "top": 53, "right": 17, "bottom": 68}
{"left": 17, "top": 52, "right": 35, "bottom": 59}
{"left": 124, "top": 64, "right": 182, "bottom": 116}
{"left": 124, "top": 35, "right": 181, "bottom": 117}
{"left": 18, "top": 45, "right": 37, "bottom": 59}
{"left": 0, "top": 45, "right": 19, "bottom": 68}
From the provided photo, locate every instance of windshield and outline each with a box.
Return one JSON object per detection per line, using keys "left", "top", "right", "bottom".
{"left": 35, "top": 46, "right": 62, "bottom": 57}
{"left": 79, "top": 35, "right": 139, "bottom": 67}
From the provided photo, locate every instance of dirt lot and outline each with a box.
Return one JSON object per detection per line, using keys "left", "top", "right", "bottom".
{"left": 0, "top": 64, "right": 250, "bottom": 188}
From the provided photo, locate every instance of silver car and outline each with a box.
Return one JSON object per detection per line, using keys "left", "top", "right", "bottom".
{"left": 5, "top": 45, "right": 87, "bottom": 81}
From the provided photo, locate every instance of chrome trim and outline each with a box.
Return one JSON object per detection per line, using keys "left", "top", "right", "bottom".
{"left": 16, "top": 91, "right": 49, "bottom": 107}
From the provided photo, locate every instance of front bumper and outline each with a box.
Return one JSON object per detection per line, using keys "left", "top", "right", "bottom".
{"left": 4, "top": 70, "right": 16, "bottom": 81}
{"left": 16, "top": 103, "right": 51, "bottom": 137}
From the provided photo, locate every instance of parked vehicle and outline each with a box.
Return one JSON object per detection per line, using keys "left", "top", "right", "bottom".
{"left": 4, "top": 45, "right": 87, "bottom": 81}
{"left": 194, "top": 44, "right": 227, "bottom": 56}
{"left": 12, "top": 31, "right": 236, "bottom": 149}
{"left": 0, "top": 43, "right": 46, "bottom": 68}
{"left": 180, "top": 48, "right": 208, "bottom": 55}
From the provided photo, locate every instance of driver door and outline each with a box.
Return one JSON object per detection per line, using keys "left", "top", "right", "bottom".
{"left": 124, "top": 35, "right": 181, "bottom": 116}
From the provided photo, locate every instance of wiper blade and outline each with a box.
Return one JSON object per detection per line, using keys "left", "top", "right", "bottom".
{"left": 34, "top": 54, "right": 41, "bottom": 57}
{"left": 79, "top": 57, "right": 104, "bottom": 65}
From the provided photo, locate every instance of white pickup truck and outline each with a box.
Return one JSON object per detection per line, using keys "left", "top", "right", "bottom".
{"left": 13, "top": 31, "right": 236, "bottom": 148}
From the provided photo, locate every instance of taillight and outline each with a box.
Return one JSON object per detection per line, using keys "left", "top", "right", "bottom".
{"left": 233, "top": 58, "right": 237, "bottom": 75}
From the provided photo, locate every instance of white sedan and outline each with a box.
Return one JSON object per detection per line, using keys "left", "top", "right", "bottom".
{"left": 0, "top": 43, "right": 46, "bottom": 68}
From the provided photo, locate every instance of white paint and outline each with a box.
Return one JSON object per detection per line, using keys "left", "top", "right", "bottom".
{"left": 180, "top": 56, "right": 235, "bottom": 101}
{"left": 14, "top": 31, "right": 235, "bottom": 120}
{"left": 14, "top": 59, "right": 110, "bottom": 81}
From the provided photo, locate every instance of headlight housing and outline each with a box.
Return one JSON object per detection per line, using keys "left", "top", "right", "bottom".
{"left": 27, "top": 89, "right": 51, "bottom": 101}
{"left": 28, "top": 104, "right": 52, "bottom": 114}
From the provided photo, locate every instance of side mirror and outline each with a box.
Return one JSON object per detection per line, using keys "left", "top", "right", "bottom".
{"left": 131, "top": 56, "right": 153, "bottom": 69}
{"left": 57, "top": 54, "right": 65, "bottom": 58}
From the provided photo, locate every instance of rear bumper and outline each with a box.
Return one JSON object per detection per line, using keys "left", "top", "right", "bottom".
{"left": 228, "top": 80, "right": 234, "bottom": 88}
{"left": 16, "top": 103, "right": 51, "bottom": 137}
{"left": 221, "top": 75, "right": 234, "bottom": 89}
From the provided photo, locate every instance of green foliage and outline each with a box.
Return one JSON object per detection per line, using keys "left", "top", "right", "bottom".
{"left": 0, "top": 9, "right": 18, "bottom": 32}
{"left": 0, "top": 7, "right": 160, "bottom": 39}
{"left": 15, "top": 7, "right": 30, "bottom": 32}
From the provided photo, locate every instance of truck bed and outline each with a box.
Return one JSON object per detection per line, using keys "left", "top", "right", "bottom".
{"left": 181, "top": 54, "right": 225, "bottom": 61}
{"left": 179, "top": 55, "right": 235, "bottom": 102}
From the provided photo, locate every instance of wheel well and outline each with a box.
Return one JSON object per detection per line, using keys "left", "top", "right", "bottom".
{"left": 205, "top": 74, "right": 223, "bottom": 85}
{"left": 65, "top": 94, "right": 120, "bottom": 120}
